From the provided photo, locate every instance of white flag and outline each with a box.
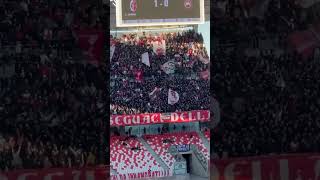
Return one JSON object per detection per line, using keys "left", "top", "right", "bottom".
{"left": 141, "top": 52, "right": 150, "bottom": 67}
{"left": 168, "top": 89, "right": 179, "bottom": 105}
{"left": 152, "top": 40, "right": 166, "bottom": 55}
{"left": 149, "top": 87, "right": 162, "bottom": 100}
{"left": 161, "top": 61, "right": 175, "bottom": 74}
{"left": 110, "top": 45, "right": 115, "bottom": 61}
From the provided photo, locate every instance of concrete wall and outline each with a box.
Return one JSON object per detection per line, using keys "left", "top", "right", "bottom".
{"left": 190, "top": 152, "right": 208, "bottom": 178}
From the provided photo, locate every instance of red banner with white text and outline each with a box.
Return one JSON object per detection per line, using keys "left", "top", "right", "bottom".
{"left": 211, "top": 154, "right": 320, "bottom": 180}
{"left": 110, "top": 110, "right": 210, "bottom": 126}
{"left": 0, "top": 166, "right": 108, "bottom": 180}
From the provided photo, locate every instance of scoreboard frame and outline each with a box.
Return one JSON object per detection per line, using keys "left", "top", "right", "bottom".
{"left": 116, "top": 0, "right": 205, "bottom": 27}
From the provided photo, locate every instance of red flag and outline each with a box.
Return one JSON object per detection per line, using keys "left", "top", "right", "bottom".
{"left": 73, "top": 29, "right": 105, "bottom": 65}
{"left": 188, "top": 48, "right": 193, "bottom": 56}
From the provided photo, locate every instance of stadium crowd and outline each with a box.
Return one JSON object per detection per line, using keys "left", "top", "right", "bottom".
{"left": 0, "top": 0, "right": 107, "bottom": 171}
{"left": 211, "top": 0, "right": 320, "bottom": 158}
{"left": 110, "top": 30, "right": 210, "bottom": 114}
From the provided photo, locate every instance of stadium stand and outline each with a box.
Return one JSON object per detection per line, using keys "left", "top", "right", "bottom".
{"left": 110, "top": 31, "right": 210, "bottom": 114}
{"left": 110, "top": 136, "right": 164, "bottom": 174}
{"left": 212, "top": 0, "right": 320, "bottom": 158}
{"left": 0, "top": 0, "right": 107, "bottom": 171}
{"left": 144, "top": 132, "right": 209, "bottom": 165}
{"left": 110, "top": 30, "right": 210, "bottom": 178}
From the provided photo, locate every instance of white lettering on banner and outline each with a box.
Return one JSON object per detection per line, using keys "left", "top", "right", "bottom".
{"left": 171, "top": 112, "right": 192, "bottom": 122}
{"left": 132, "top": 115, "right": 140, "bottom": 124}
{"left": 17, "top": 173, "right": 38, "bottom": 180}
{"left": 197, "top": 111, "right": 207, "bottom": 121}
{"left": 123, "top": 116, "right": 131, "bottom": 125}
{"left": 180, "top": 112, "right": 187, "bottom": 121}
{"left": 44, "top": 172, "right": 64, "bottom": 180}
{"left": 160, "top": 113, "right": 171, "bottom": 122}
{"left": 114, "top": 116, "right": 120, "bottom": 125}
{"left": 188, "top": 112, "right": 197, "bottom": 122}
{"left": 151, "top": 114, "right": 159, "bottom": 123}
{"left": 110, "top": 110, "right": 210, "bottom": 126}
{"left": 111, "top": 170, "right": 172, "bottom": 180}
{"left": 142, "top": 115, "right": 150, "bottom": 124}
{"left": 171, "top": 113, "right": 179, "bottom": 122}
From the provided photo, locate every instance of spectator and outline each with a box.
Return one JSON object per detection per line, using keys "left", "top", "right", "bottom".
{"left": 0, "top": 0, "right": 108, "bottom": 171}
{"left": 212, "top": 0, "right": 320, "bottom": 158}
{"left": 110, "top": 30, "right": 210, "bottom": 114}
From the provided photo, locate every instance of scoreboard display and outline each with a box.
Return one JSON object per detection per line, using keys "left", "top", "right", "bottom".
{"left": 116, "top": 0, "right": 205, "bottom": 27}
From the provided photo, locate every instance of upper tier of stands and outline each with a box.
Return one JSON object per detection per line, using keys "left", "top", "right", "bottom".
{"left": 110, "top": 31, "right": 210, "bottom": 115}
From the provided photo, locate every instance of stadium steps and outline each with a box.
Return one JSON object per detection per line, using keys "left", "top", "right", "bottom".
{"left": 197, "top": 131, "right": 210, "bottom": 151}
{"left": 191, "top": 145, "right": 209, "bottom": 177}
{"left": 138, "top": 137, "right": 170, "bottom": 171}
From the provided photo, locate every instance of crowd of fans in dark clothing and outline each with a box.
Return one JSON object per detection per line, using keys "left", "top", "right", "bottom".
{"left": 211, "top": 0, "right": 320, "bottom": 158}
{"left": 0, "top": 0, "right": 108, "bottom": 171}
{"left": 110, "top": 31, "right": 210, "bottom": 114}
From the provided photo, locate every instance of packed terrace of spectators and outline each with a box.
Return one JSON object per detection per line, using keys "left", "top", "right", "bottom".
{"left": 110, "top": 30, "right": 210, "bottom": 114}
{"left": 211, "top": 0, "right": 320, "bottom": 158}
{"left": 0, "top": 0, "right": 108, "bottom": 171}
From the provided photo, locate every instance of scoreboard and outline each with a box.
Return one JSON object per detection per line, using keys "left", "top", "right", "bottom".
{"left": 116, "top": 0, "right": 205, "bottom": 27}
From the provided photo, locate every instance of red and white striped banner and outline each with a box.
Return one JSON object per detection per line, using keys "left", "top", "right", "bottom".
{"left": 110, "top": 110, "right": 210, "bottom": 126}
